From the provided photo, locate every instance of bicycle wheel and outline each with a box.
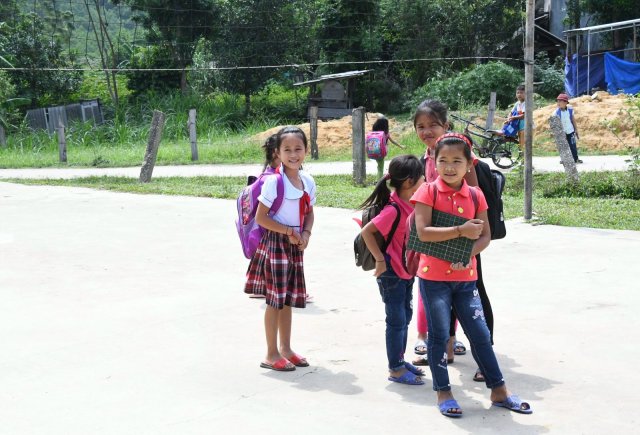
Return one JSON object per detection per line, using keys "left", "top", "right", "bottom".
{"left": 490, "top": 139, "right": 521, "bottom": 169}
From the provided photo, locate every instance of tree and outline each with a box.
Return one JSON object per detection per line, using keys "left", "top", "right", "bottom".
{"left": 0, "top": 13, "right": 81, "bottom": 108}
{"left": 114, "top": 0, "right": 220, "bottom": 93}
{"left": 212, "top": 0, "right": 312, "bottom": 115}
{"left": 580, "top": 0, "right": 639, "bottom": 49}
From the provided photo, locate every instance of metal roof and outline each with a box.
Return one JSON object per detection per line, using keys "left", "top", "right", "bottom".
{"left": 564, "top": 18, "right": 640, "bottom": 35}
{"left": 293, "top": 70, "right": 373, "bottom": 87}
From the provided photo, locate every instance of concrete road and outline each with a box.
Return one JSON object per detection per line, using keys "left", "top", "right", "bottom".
{"left": 1, "top": 181, "right": 639, "bottom": 434}
{"left": 0, "top": 155, "right": 630, "bottom": 180}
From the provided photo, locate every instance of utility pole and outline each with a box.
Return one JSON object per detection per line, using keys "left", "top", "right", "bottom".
{"left": 524, "top": 0, "right": 535, "bottom": 220}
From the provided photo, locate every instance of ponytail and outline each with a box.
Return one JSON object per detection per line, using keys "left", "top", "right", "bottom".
{"left": 359, "top": 155, "right": 424, "bottom": 210}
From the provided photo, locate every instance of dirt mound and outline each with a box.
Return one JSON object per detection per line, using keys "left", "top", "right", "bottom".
{"left": 253, "top": 113, "right": 403, "bottom": 152}
{"left": 253, "top": 93, "right": 637, "bottom": 154}
{"left": 532, "top": 92, "right": 637, "bottom": 152}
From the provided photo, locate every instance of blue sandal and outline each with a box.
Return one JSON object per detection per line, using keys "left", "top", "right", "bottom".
{"left": 388, "top": 370, "right": 424, "bottom": 385}
{"left": 403, "top": 361, "right": 425, "bottom": 376}
{"left": 492, "top": 395, "right": 533, "bottom": 414}
{"left": 439, "top": 399, "right": 462, "bottom": 418}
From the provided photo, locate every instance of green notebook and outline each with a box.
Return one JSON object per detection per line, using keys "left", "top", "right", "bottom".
{"left": 407, "top": 211, "right": 474, "bottom": 264}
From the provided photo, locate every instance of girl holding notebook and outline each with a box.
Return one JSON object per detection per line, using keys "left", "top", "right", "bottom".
{"left": 410, "top": 132, "right": 532, "bottom": 418}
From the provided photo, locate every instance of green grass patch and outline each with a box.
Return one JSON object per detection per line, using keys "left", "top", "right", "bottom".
{"left": 7, "top": 171, "right": 640, "bottom": 231}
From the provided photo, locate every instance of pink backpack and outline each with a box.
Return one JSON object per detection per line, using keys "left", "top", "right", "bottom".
{"left": 235, "top": 170, "right": 284, "bottom": 259}
{"left": 365, "top": 131, "right": 388, "bottom": 159}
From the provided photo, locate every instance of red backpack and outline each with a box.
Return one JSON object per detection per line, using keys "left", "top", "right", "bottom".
{"left": 365, "top": 131, "right": 388, "bottom": 159}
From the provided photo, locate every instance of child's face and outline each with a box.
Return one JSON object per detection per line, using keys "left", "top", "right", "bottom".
{"left": 415, "top": 114, "right": 448, "bottom": 150}
{"left": 516, "top": 89, "right": 525, "bottom": 101}
{"left": 276, "top": 134, "right": 306, "bottom": 170}
{"left": 556, "top": 100, "right": 568, "bottom": 109}
{"left": 435, "top": 144, "right": 472, "bottom": 188}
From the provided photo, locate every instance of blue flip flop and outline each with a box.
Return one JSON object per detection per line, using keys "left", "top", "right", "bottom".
{"left": 492, "top": 395, "right": 533, "bottom": 414}
{"left": 403, "top": 362, "right": 425, "bottom": 376}
{"left": 388, "top": 370, "right": 424, "bottom": 385}
{"left": 439, "top": 399, "right": 462, "bottom": 418}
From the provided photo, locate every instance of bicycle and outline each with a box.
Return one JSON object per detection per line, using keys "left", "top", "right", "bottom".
{"left": 450, "top": 114, "right": 522, "bottom": 169}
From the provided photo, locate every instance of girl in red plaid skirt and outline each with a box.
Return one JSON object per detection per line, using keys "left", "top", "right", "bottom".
{"left": 244, "top": 126, "right": 316, "bottom": 372}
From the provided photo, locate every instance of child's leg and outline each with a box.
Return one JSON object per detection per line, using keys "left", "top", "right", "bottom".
{"left": 401, "top": 279, "right": 415, "bottom": 361}
{"left": 476, "top": 254, "right": 494, "bottom": 342}
{"left": 517, "top": 130, "right": 525, "bottom": 150}
{"left": 451, "top": 281, "right": 504, "bottom": 389}
{"left": 566, "top": 133, "right": 579, "bottom": 162}
{"left": 376, "top": 158, "right": 384, "bottom": 180}
{"left": 378, "top": 273, "right": 412, "bottom": 373}
{"left": 264, "top": 305, "right": 283, "bottom": 362}
{"left": 277, "top": 305, "right": 293, "bottom": 355}
{"left": 417, "top": 291, "right": 428, "bottom": 336}
{"left": 419, "top": 279, "right": 453, "bottom": 390}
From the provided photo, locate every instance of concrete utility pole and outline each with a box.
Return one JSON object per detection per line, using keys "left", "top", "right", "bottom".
{"left": 524, "top": 0, "right": 535, "bottom": 220}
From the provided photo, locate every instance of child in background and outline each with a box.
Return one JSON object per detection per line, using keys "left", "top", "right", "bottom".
{"left": 360, "top": 155, "right": 425, "bottom": 385}
{"left": 244, "top": 126, "right": 316, "bottom": 371}
{"left": 411, "top": 133, "right": 532, "bottom": 417}
{"left": 503, "top": 85, "right": 526, "bottom": 147}
{"left": 371, "top": 117, "right": 405, "bottom": 179}
{"left": 555, "top": 93, "right": 582, "bottom": 164}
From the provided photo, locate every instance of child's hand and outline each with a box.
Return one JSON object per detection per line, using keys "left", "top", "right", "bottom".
{"left": 373, "top": 260, "right": 387, "bottom": 277}
{"left": 450, "top": 261, "right": 470, "bottom": 270}
{"left": 459, "top": 219, "right": 484, "bottom": 240}
{"left": 288, "top": 231, "right": 302, "bottom": 245}
{"left": 297, "top": 233, "right": 310, "bottom": 251}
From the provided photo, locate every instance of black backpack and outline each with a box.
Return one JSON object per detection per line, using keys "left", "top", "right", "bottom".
{"left": 354, "top": 202, "right": 401, "bottom": 271}
{"left": 474, "top": 160, "right": 506, "bottom": 240}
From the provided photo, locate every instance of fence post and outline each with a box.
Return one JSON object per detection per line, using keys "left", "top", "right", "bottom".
{"left": 140, "top": 110, "right": 166, "bottom": 183}
{"left": 549, "top": 115, "right": 579, "bottom": 183}
{"left": 352, "top": 106, "right": 366, "bottom": 186}
{"left": 309, "top": 105, "right": 319, "bottom": 160}
{"left": 188, "top": 108, "right": 198, "bottom": 161}
{"left": 485, "top": 92, "right": 497, "bottom": 130}
{"left": 57, "top": 119, "right": 67, "bottom": 163}
{"left": 0, "top": 125, "right": 6, "bottom": 148}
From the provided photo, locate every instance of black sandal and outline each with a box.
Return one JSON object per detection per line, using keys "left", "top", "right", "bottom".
{"left": 473, "top": 369, "right": 485, "bottom": 382}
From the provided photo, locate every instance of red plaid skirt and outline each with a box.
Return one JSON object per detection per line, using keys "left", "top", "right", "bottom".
{"left": 244, "top": 230, "right": 307, "bottom": 309}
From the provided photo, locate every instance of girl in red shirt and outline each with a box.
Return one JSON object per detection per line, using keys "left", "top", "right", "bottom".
{"left": 411, "top": 133, "right": 532, "bottom": 417}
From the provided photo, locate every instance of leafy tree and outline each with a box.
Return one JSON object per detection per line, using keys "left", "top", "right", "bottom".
{"left": 212, "top": 0, "right": 312, "bottom": 115}
{"left": 0, "top": 13, "right": 81, "bottom": 107}
{"left": 114, "top": 0, "right": 220, "bottom": 93}
{"left": 567, "top": 0, "right": 639, "bottom": 50}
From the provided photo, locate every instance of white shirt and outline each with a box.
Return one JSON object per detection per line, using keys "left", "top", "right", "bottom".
{"left": 258, "top": 169, "right": 316, "bottom": 227}
{"left": 558, "top": 108, "right": 575, "bottom": 134}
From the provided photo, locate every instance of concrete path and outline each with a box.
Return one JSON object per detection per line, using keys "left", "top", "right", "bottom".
{"left": 0, "top": 155, "right": 630, "bottom": 180}
{"left": 1, "top": 181, "right": 639, "bottom": 434}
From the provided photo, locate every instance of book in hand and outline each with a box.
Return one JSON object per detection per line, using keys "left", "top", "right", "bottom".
{"left": 407, "top": 210, "right": 475, "bottom": 264}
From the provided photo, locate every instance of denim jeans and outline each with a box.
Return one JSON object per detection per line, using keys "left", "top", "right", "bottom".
{"left": 419, "top": 279, "right": 505, "bottom": 391}
{"left": 566, "top": 132, "right": 579, "bottom": 162}
{"left": 377, "top": 264, "right": 414, "bottom": 372}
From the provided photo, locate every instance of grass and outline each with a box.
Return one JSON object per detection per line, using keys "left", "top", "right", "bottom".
{"left": 7, "top": 171, "right": 640, "bottom": 231}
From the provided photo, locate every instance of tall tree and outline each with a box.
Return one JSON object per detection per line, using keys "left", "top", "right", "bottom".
{"left": 212, "top": 0, "right": 312, "bottom": 115}
{"left": 114, "top": 0, "right": 220, "bottom": 92}
{"left": 580, "top": 0, "right": 639, "bottom": 49}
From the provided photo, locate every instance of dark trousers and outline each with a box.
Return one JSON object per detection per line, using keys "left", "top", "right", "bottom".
{"left": 566, "top": 132, "right": 579, "bottom": 162}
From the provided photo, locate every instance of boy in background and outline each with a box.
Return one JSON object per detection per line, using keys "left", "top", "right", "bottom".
{"left": 555, "top": 93, "right": 582, "bottom": 164}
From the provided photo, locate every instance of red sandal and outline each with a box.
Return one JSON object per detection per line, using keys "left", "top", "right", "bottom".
{"left": 286, "top": 353, "right": 309, "bottom": 367}
{"left": 260, "top": 357, "right": 295, "bottom": 371}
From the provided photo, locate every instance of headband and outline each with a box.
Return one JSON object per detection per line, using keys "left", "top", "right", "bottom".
{"left": 384, "top": 173, "right": 391, "bottom": 180}
{"left": 435, "top": 132, "right": 473, "bottom": 149}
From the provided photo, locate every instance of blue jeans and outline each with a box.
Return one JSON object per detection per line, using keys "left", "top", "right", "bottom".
{"left": 377, "top": 264, "right": 414, "bottom": 372}
{"left": 566, "top": 133, "right": 579, "bottom": 162}
{"left": 419, "top": 279, "right": 505, "bottom": 391}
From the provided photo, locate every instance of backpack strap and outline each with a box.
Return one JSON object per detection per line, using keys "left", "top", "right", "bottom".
{"left": 269, "top": 172, "right": 285, "bottom": 215}
{"left": 381, "top": 202, "right": 401, "bottom": 252}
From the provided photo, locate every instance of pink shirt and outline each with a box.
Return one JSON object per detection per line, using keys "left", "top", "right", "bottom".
{"left": 370, "top": 191, "right": 414, "bottom": 280}
{"left": 410, "top": 178, "right": 488, "bottom": 282}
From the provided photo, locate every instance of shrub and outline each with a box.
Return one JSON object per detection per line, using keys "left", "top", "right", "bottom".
{"left": 534, "top": 52, "right": 565, "bottom": 99}
{"left": 408, "top": 62, "right": 523, "bottom": 111}
{"left": 542, "top": 171, "right": 640, "bottom": 200}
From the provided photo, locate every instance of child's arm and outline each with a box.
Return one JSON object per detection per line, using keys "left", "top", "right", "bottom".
{"left": 571, "top": 113, "right": 579, "bottom": 139}
{"left": 388, "top": 135, "right": 405, "bottom": 149}
{"left": 255, "top": 202, "right": 302, "bottom": 244}
{"left": 414, "top": 202, "right": 484, "bottom": 242}
{"left": 298, "top": 207, "right": 314, "bottom": 251}
{"left": 470, "top": 209, "right": 490, "bottom": 257}
{"left": 361, "top": 221, "right": 387, "bottom": 277}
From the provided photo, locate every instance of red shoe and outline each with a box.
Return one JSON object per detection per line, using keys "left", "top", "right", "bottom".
{"left": 286, "top": 353, "right": 309, "bottom": 367}
{"left": 260, "top": 357, "right": 295, "bottom": 371}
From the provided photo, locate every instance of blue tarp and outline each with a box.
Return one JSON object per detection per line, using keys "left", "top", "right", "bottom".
{"left": 605, "top": 52, "right": 640, "bottom": 95}
{"left": 564, "top": 53, "right": 606, "bottom": 96}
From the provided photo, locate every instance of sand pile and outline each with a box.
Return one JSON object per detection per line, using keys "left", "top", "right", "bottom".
{"left": 253, "top": 113, "right": 402, "bottom": 152}
{"left": 532, "top": 92, "right": 637, "bottom": 152}
{"left": 254, "top": 93, "right": 637, "bottom": 153}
